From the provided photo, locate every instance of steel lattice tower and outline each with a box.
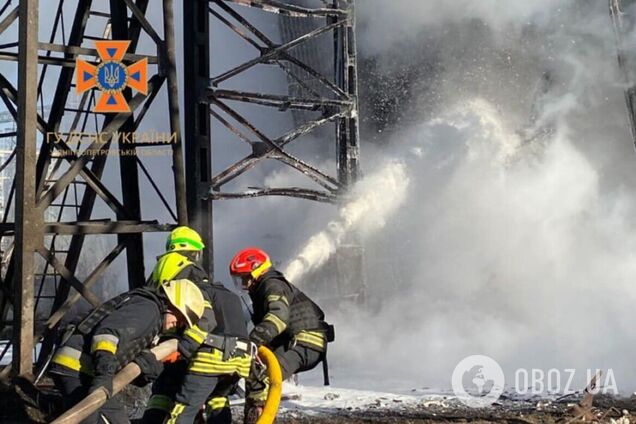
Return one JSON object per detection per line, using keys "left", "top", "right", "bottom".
{"left": 0, "top": 0, "right": 360, "bottom": 380}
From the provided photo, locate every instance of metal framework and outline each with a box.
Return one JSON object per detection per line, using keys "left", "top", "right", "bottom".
{"left": 0, "top": 0, "right": 186, "bottom": 378}
{"left": 611, "top": 0, "right": 636, "bottom": 149}
{"left": 185, "top": 0, "right": 361, "bottom": 278}
{"left": 0, "top": 0, "right": 361, "bottom": 380}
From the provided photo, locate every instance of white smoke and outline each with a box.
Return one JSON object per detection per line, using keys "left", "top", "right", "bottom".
{"left": 301, "top": 0, "right": 636, "bottom": 394}
{"left": 324, "top": 95, "right": 636, "bottom": 393}
{"left": 284, "top": 161, "right": 409, "bottom": 283}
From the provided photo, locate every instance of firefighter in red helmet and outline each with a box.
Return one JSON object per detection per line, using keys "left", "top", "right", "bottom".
{"left": 229, "top": 247, "right": 334, "bottom": 424}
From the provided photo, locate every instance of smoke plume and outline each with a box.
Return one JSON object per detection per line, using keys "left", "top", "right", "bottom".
{"left": 292, "top": 0, "right": 636, "bottom": 395}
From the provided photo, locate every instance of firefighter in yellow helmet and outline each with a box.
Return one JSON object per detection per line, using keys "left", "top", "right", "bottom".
{"left": 49, "top": 279, "right": 205, "bottom": 424}
{"left": 142, "top": 227, "right": 251, "bottom": 424}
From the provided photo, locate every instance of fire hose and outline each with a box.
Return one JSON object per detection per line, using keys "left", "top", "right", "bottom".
{"left": 256, "top": 346, "right": 283, "bottom": 424}
{"left": 50, "top": 339, "right": 178, "bottom": 424}
{"left": 50, "top": 341, "right": 283, "bottom": 424}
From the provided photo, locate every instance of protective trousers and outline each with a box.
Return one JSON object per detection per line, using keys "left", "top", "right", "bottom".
{"left": 141, "top": 361, "right": 187, "bottom": 423}
{"left": 245, "top": 344, "right": 322, "bottom": 404}
{"left": 167, "top": 374, "right": 238, "bottom": 424}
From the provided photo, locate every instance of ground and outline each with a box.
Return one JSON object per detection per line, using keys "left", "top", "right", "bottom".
{"left": 269, "top": 385, "right": 636, "bottom": 423}
{"left": 2, "top": 381, "right": 636, "bottom": 423}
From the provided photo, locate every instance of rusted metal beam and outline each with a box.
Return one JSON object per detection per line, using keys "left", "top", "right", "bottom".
{"left": 39, "top": 0, "right": 92, "bottom": 198}
{"left": 136, "top": 157, "right": 179, "bottom": 222}
{"left": 44, "top": 243, "right": 126, "bottom": 331}
{"left": 211, "top": 98, "right": 341, "bottom": 190}
{"left": 0, "top": 51, "right": 96, "bottom": 67}
{"left": 37, "top": 74, "right": 164, "bottom": 211}
{"left": 122, "top": 0, "right": 163, "bottom": 45}
{"left": 0, "top": 221, "right": 174, "bottom": 235}
{"left": 45, "top": 221, "right": 174, "bottom": 235}
{"left": 13, "top": 0, "right": 39, "bottom": 379}
{"left": 211, "top": 18, "right": 346, "bottom": 85}
{"left": 335, "top": 0, "right": 359, "bottom": 187}
{"left": 163, "top": 0, "right": 188, "bottom": 224}
{"left": 0, "top": 73, "right": 49, "bottom": 133}
{"left": 212, "top": 0, "right": 348, "bottom": 98}
{"left": 35, "top": 247, "right": 101, "bottom": 307}
{"left": 220, "top": 0, "right": 348, "bottom": 17}
{"left": 610, "top": 0, "right": 636, "bottom": 150}
{"left": 37, "top": 42, "right": 158, "bottom": 64}
{"left": 0, "top": 5, "right": 17, "bottom": 35}
{"left": 111, "top": 0, "right": 146, "bottom": 290}
{"left": 43, "top": 2, "right": 163, "bottom": 360}
{"left": 211, "top": 187, "right": 337, "bottom": 203}
{"left": 206, "top": 88, "right": 352, "bottom": 110}
{"left": 184, "top": 0, "right": 213, "bottom": 275}
{"left": 211, "top": 108, "right": 347, "bottom": 189}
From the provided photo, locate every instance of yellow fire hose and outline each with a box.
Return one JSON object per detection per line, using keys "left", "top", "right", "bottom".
{"left": 50, "top": 341, "right": 283, "bottom": 424}
{"left": 50, "top": 339, "right": 178, "bottom": 424}
{"left": 256, "top": 346, "right": 283, "bottom": 424}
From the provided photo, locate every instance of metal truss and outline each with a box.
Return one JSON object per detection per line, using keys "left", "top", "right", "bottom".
{"left": 0, "top": 0, "right": 362, "bottom": 380}
{"left": 184, "top": 0, "right": 361, "bottom": 276}
{"left": 610, "top": 0, "right": 636, "bottom": 150}
{"left": 0, "top": 0, "right": 186, "bottom": 378}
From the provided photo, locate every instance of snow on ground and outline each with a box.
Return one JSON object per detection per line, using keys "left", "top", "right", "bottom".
{"left": 278, "top": 382, "right": 455, "bottom": 416}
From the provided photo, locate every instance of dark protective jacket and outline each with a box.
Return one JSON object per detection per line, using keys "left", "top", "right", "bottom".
{"left": 162, "top": 283, "right": 251, "bottom": 424}
{"left": 249, "top": 269, "right": 329, "bottom": 352}
{"left": 147, "top": 251, "right": 213, "bottom": 358}
{"left": 180, "top": 281, "right": 251, "bottom": 376}
{"left": 149, "top": 252, "right": 249, "bottom": 374}
{"left": 50, "top": 288, "right": 166, "bottom": 377}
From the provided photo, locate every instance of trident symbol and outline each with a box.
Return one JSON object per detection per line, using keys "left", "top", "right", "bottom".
{"left": 103, "top": 64, "right": 120, "bottom": 88}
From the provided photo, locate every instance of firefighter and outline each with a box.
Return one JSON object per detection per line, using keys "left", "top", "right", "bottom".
{"left": 142, "top": 227, "right": 252, "bottom": 424}
{"left": 229, "top": 247, "right": 335, "bottom": 424}
{"left": 146, "top": 227, "right": 211, "bottom": 357}
{"left": 49, "top": 279, "right": 206, "bottom": 424}
{"left": 147, "top": 226, "right": 209, "bottom": 287}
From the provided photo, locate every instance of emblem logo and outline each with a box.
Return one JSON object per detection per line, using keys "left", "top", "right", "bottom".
{"left": 76, "top": 41, "right": 147, "bottom": 113}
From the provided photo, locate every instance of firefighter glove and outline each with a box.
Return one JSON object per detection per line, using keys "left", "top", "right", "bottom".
{"left": 177, "top": 336, "right": 198, "bottom": 360}
{"left": 249, "top": 326, "right": 271, "bottom": 347}
{"left": 89, "top": 375, "right": 113, "bottom": 398}
{"left": 133, "top": 349, "right": 164, "bottom": 383}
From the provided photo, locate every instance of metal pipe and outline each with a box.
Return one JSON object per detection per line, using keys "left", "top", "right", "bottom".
{"left": 51, "top": 339, "right": 178, "bottom": 424}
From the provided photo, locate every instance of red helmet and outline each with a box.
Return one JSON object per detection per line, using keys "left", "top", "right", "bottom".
{"left": 229, "top": 247, "right": 272, "bottom": 285}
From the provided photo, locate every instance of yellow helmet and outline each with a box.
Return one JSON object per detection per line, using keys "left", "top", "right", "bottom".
{"left": 160, "top": 279, "right": 205, "bottom": 327}
{"left": 166, "top": 226, "right": 205, "bottom": 252}
{"left": 151, "top": 252, "right": 194, "bottom": 287}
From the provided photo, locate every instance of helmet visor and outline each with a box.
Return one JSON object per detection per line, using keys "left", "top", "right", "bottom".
{"left": 232, "top": 274, "right": 251, "bottom": 290}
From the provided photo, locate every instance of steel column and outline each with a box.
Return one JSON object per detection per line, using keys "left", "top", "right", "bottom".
{"left": 111, "top": 0, "right": 146, "bottom": 289}
{"left": 184, "top": 0, "right": 213, "bottom": 275}
{"left": 13, "top": 0, "right": 39, "bottom": 378}
{"left": 163, "top": 0, "right": 188, "bottom": 224}
{"left": 335, "top": 0, "right": 359, "bottom": 186}
{"left": 334, "top": 0, "right": 364, "bottom": 304}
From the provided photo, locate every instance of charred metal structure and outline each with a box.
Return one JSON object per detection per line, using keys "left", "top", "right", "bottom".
{"left": 611, "top": 0, "right": 636, "bottom": 149}
{"left": 0, "top": 0, "right": 360, "bottom": 379}
{"left": 185, "top": 0, "right": 360, "bottom": 276}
